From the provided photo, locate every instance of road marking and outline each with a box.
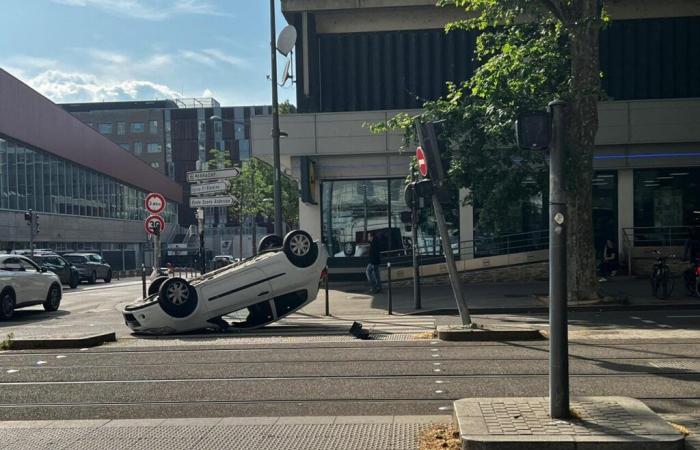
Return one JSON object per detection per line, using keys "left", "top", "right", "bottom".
{"left": 5, "top": 370, "right": 18, "bottom": 374}
{"left": 640, "top": 320, "right": 657, "bottom": 325}
{"left": 36, "top": 361, "right": 47, "bottom": 365}
{"left": 435, "top": 390, "right": 445, "bottom": 394}
{"left": 667, "top": 315, "right": 700, "bottom": 318}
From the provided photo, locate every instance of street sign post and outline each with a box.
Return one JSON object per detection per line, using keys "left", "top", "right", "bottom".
{"left": 145, "top": 192, "right": 166, "bottom": 215}
{"left": 190, "top": 181, "right": 228, "bottom": 196}
{"left": 144, "top": 215, "right": 165, "bottom": 235}
{"left": 189, "top": 195, "right": 239, "bottom": 208}
{"left": 186, "top": 167, "right": 241, "bottom": 183}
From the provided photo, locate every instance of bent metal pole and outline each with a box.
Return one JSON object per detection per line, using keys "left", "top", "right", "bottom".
{"left": 548, "top": 99, "right": 569, "bottom": 419}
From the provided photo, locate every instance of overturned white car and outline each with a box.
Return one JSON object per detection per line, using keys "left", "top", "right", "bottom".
{"left": 123, "top": 230, "right": 327, "bottom": 335}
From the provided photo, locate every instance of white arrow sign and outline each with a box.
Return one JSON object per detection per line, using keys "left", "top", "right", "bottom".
{"left": 190, "top": 181, "right": 228, "bottom": 195}
{"left": 187, "top": 167, "right": 241, "bottom": 183}
{"left": 189, "top": 195, "right": 239, "bottom": 208}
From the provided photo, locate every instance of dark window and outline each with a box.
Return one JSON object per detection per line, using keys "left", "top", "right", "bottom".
{"left": 130, "top": 122, "right": 145, "bottom": 133}
{"left": 98, "top": 123, "right": 113, "bottom": 134}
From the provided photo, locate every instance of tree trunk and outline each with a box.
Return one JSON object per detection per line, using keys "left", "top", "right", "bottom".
{"left": 563, "top": 1, "right": 602, "bottom": 302}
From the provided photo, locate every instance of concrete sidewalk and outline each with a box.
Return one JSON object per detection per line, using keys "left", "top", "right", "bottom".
{"left": 301, "top": 276, "right": 700, "bottom": 317}
{"left": 0, "top": 415, "right": 450, "bottom": 450}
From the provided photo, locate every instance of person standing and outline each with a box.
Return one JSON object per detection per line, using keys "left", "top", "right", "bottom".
{"left": 366, "top": 232, "right": 382, "bottom": 293}
{"left": 599, "top": 239, "right": 618, "bottom": 282}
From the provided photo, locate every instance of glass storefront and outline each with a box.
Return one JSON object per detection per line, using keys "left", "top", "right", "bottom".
{"left": 0, "top": 137, "right": 176, "bottom": 223}
{"left": 592, "top": 170, "right": 618, "bottom": 255}
{"left": 634, "top": 167, "right": 700, "bottom": 228}
{"left": 321, "top": 178, "right": 459, "bottom": 258}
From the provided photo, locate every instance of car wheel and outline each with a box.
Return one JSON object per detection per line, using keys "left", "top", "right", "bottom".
{"left": 283, "top": 230, "right": 317, "bottom": 268}
{"left": 0, "top": 290, "right": 15, "bottom": 320}
{"left": 69, "top": 272, "right": 79, "bottom": 289}
{"left": 104, "top": 270, "right": 112, "bottom": 283}
{"left": 43, "top": 284, "right": 61, "bottom": 312}
{"left": 148, "top": 276, "right": 169, "bottom": 297}
{"left": 158, "top": 277, "right": 198, "bottom": 318}
{"left": 88, "top": 271, "right": 97, "bottom": 284}
{"left": 258, "top": 234, "right": 283, "bottom": 253}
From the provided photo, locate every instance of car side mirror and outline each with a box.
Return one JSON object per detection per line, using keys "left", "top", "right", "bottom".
{"left": 40, "top": 266, "right": 48, "bottom": 273}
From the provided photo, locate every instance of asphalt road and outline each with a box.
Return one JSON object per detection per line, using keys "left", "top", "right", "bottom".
{"left": 1, "top": 338, "right": 698, "bottom": 421}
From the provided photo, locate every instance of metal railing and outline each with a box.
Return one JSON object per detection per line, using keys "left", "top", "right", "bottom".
{"left": 622, "top": 226, "right": 692, "bottom": 275}
{"left": 380, "top": 229, "right": 549, "bottom": 263}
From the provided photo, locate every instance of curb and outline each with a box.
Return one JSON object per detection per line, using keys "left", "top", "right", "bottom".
{"left": 6, "top": 332, "right": 117, "bottom": 350}
{"left": 410, "top": 302, "right": 700, "bottom": 316}
{"left": 437, "top": 326, "right": 545, "bottom": 341}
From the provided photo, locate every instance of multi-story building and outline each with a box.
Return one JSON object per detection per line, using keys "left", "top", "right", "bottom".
{"left": 251, "top": 0, "right": 700, "bottom": 277}
{"left": 62, "top": 99, "right": 273, "bottom": 256}
{"left": 62, "top": 101, "right": 177, "bottom": 176}
{"left": 0, "top": 69, "right": 182, "bottom": 270}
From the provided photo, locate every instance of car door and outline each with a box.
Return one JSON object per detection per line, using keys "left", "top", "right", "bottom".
{"left": 0, "top": 258, "right": 30, "bottom": 305}
{"left": 50, "top": 257, "right": 69, "bottom": 283}
{"left": 89, "top": 255, "right": 105, "bottom": 278}
{"left": 19, "top": 258, "right": 47, "bottom": 301}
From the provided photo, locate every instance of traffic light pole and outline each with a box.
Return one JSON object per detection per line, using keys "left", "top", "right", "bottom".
{"left": 548, "top": 99, "right": 569, "bottom": 419}
{"left": 197, "top": 207, "right": 206, "bottom": 275}
{"left": 411, "top": 174, "right": 421, "bottom": 310}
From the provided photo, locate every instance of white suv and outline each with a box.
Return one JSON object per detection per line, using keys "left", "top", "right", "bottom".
{"left": 0, "top": 255, "right": 63, "bottom": 320}
{"left": 123, "top": 230, "right": 327, "bottom": 334}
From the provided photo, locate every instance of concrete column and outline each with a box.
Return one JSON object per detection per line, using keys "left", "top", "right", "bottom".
{"left": 617, "top": 169, "right": 634, "bottom": 261}
{"left": 299, "top": 180, "right": 321, "bottom": 240}
{"left": 459, "top": 188, "right": 474, "bottom": 259}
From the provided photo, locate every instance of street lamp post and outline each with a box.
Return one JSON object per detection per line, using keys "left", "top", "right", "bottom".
{"left": 269, "top": 0, "right": 283, "bottom": 237}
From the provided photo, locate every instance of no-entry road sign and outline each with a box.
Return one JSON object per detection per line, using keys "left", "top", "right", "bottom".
{"left": 145, "top": 192, "right": 166, "bottom": 214}
{"left": 144, "top": 214, "right": 165, "bottom": 235}
{"left": 187, "top": 167, "right": 241, "bottom": 183}
{"left": 416, "top": 146, "right": 428, "bottom": 177}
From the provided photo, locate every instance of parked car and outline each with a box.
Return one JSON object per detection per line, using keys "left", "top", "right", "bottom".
{"left": 63, "top": 253, "right": 112, "bottom": 284}
{"left": 212, "top": 255, "right": 238, "bottom": 269}
{"left": 123, "top": 230, "right": 327, "bottom": 335}
{"left": 28, "top": 253, "right": 80, "bottom": 289}
{"left": 0, "top": 255, "right": 63, "bottom": 320}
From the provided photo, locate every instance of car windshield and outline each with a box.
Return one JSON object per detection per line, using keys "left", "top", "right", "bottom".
{"left": 64, "top": 255, "right": 86, "bottom": 264}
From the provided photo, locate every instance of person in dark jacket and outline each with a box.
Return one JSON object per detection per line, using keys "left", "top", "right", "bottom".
{"left": 366, "top": 232, "right": 382, "bottom": 293}
{"left": 683, "top": 227, "right": 700, "bottom": 289}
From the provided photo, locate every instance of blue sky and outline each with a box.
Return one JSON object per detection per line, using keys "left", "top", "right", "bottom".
{"left": 0, "top": 0, "right": 295, "bottom": 106}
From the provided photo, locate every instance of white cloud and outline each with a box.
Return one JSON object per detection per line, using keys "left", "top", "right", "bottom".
{"left": 50, "top": 0, "right": 233, "bottom": 21}
{"left": 201, "top": 88, "right": 214, "bottom": 97}
{"left": 4, "top": 55, "right": 57, "bottom": 69}
{"left": 180, "top": 49, "right": 246, "bottom": 68}
{"left": 26, "top": 69, "right": 181, "bottom": 103}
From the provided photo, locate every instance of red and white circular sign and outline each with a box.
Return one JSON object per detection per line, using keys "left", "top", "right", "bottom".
{"left": 416, "top": 146, "right": 428, "bottom": 177}
{"left": 145, "top": 192, "right": 166, "bottom": 214}
{"left": 144, "top": 214, "right": 165, "bottom": 235}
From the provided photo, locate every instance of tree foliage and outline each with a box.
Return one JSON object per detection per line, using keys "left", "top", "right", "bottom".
{"left": 208, "top": 149, "right": 299, "bottom": 228}
{"left": 374, "top": 0, "right": 604, "bottom": 300}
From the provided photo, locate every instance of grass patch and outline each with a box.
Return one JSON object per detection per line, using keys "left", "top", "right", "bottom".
{"left": 669, "top": 422, "right": 690, "bottom": 436}
{"left": 418, "top": 424, "right": 461, "bottom": 450}
{"left": 1, "top": 333, "right": 14, "bottom": 350}
{"left": 413, "top": 331, "right": 437, "bottom": 340}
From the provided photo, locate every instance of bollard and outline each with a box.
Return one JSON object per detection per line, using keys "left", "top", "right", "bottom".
{"left": 324, "top": 272, "right": 330, "bottom": 317}
{"left": 141, "top": 264, "right": 146, "bottom": 298}
{"left": 387, "top": 262, "right": 392, "bottom": 315}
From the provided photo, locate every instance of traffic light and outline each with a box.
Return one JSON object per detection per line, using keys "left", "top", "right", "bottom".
{"left": 34, "top": 214, "right": 40, "bottom": 235}
{"left": 24, "top": 210, "right": 32, "bottom": 225}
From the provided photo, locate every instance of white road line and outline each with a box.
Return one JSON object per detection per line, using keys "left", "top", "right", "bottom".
{"left": 667, "top": 315, "right": 700, "bottom": 318}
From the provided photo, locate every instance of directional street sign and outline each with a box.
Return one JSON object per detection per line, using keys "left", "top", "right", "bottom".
{"left": 189, "top": 195, "right": 239, "bottom": 208}
{"left": 145, "top": 192, "right": 166, "bottom": 214}
{"left": 144, "top": 214, "right": 165, "bottom": 235}
{"left": 190, "top": 181, "right": 228, "bottom": 196}
{"left": 187, "top": 167, "right": 241, "bottom": 183}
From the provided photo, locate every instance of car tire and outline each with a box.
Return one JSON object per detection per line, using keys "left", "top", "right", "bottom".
{"left": 283, "top": 230, "right": 318, "bottom": 268}
{"left": 158, "top": 277, "right": 198, "bottom": 318}
{"left": 148, "top": 276, "right": 169, "bottom": 297}
{"left": 258, "top": 234, "right": 283, "bottom": 253}
{"left": 69, "top": 272, "right": 79, "bottom": 289}
{"left": 43, "top": 284, "right": 61, "bottom": 312}
{"left": 104, "top": 270, "right": 112, "bottom": 283}
{"left": 0, "top": 290, "right": 15, "bottom": 320}
{"left": 88, "top": 271, "right": 97, "bottom": 284}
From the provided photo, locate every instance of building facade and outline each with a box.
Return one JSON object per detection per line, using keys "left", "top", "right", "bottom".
{"left": 250, "top": 0, "right": 700, "bottom": 275}
{"left": 0, "top": 69, "right": 182, "bottom": 270}
{"left": 62, "top": 99, "right": 273, "bottom": 257}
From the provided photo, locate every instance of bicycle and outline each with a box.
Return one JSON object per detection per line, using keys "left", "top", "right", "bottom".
{"left": 650, "top": 250, "right": 675, "bottom": 299}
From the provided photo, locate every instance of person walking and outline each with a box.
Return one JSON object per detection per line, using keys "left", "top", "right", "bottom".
{"left": 366, "top": 232, "right": 382, "bottom": 293}
{"left": 599, "top": 239, "right": 618, "bottom": 282}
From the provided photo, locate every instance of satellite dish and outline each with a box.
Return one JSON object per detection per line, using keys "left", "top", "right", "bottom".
{"left": 279, "top": 58, "right": 292, "bottom": 86}
{"left": 277, "top": 25, "right": 297, "bottom": 56}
